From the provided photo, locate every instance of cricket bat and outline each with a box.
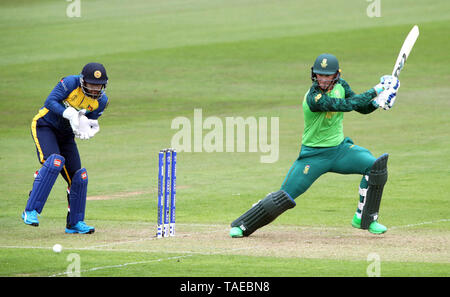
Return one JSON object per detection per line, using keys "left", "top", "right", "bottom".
{"left": 392, "top": 25, "right": 419, "bottom": 77}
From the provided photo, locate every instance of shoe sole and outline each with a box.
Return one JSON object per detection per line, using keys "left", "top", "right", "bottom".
{"left": 65, "top": 229, "right": 95, "bottom": 234}
{"left": 352, "top": 222, "right": 387, "bottom": 234}
{"left": 368, "top": 229, "right": 387, "bottom": 235}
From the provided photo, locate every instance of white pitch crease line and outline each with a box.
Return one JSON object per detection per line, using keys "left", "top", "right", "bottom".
{"left": 0, "top": 228, "right": 229, "bottom": 251}
{"left": 85, "top": 228, "right": 228, "bottom": 249}
{"left": 48, "top": 247, "right": 252, "bottom": 277}
{"left": 49, "top": 255, "right": 191, "bottom": 277}
{"left": 1, "top": 218, "right": 448, "bottom": 252}
{"left": 390, "top": 219, "right": 449, "bottom": 229}
{"left": 0, "top": 245, "right": 51, "bottom": 250}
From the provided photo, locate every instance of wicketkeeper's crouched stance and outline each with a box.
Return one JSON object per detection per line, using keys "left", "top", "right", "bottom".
{"left": 230, "top": 54, "right": 400, "bottom": 237}
{"left": 22, "top": 63, "right": 109, "bottom": 234}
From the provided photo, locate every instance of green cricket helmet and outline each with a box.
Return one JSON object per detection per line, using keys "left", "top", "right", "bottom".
{"left": 311, "top": 53, "right": 341, "bottom": 84}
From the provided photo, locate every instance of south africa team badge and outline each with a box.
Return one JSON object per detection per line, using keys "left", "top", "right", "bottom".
{"left": 303, "top": 165, "right": 310, "bottom": 175}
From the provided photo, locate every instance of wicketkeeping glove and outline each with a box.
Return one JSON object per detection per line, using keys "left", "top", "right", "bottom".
{"left": 77, "top": 118, "right": 100, "bottom": 140}
{"left": 62, "top": 107, "right": 82, "bottom": 136}
{"left": 88, "top": 120, "right": 100, "bottom": 138}
{"left": 77, "top": 115, "right": 91, "bottom": 140}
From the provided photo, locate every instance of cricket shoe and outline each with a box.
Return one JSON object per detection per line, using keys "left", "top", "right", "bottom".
{"left": 229, "top": 226, "right": 244, "bottom": 238}
{"left": 65, "top": 221, "right": 95, "bottom": 234}
{"left": 351, "top": 214, "right": 387, "bottom": 234}
{"left": 22, "top": 210, "right": 39, "bottom": 227}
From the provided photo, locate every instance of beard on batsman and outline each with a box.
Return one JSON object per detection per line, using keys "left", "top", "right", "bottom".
{"left": 230, "top": 53, "right": 400, "bottom": 238}
{"left": 22, "top": 63, "right": 109, "bottom": 234}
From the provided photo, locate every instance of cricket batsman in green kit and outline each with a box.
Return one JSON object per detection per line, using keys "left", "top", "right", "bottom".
{"left": 230, "top": 53, "right": 400, "bottom": 237}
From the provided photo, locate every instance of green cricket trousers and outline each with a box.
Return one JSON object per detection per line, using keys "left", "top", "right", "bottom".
{"left": 281, "top": 137, "right": 376, "bottom": 202}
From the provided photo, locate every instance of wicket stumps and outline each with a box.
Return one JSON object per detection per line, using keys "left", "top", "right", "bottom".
{"left": 157, "top": 148, "right": 177, "bottom": 238}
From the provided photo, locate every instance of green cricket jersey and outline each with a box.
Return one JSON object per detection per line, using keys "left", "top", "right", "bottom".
{"left": 302, "top": 78, "right": 377, "bottom": 147}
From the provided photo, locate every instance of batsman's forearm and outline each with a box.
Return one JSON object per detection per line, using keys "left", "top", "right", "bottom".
{"left": 354, "top": 98, "right": 378, "bottom": 114}
{"left": 351, "top": 88, "right": 379, "bottom": 113}
{"left": 307, "top": 89, "right": 377, "bottom": 112}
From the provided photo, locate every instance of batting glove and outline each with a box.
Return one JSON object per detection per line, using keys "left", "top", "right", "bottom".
{"left": 381, "top": 75, "right": 400, "bottom": 92}
{"left": 375, "top": 89, "right": 397, "bottom": 110}
{"left": 383, "top": 90, "right": 398, "bottom": 110}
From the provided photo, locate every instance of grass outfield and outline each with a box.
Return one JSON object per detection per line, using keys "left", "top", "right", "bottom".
{"left": 0, "top": 0, "right": 449, "bottom": 278}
